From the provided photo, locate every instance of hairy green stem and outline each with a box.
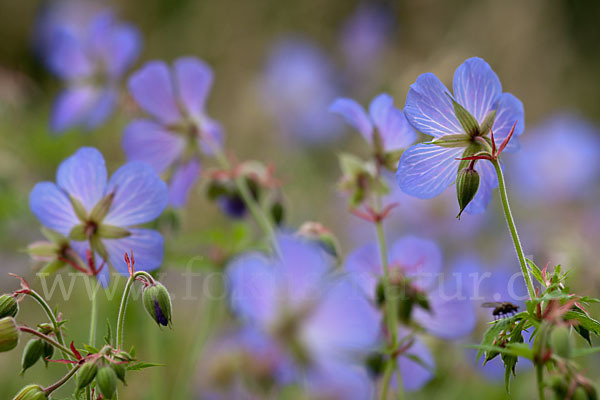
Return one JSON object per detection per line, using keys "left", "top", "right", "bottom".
{"left": 88, "top": 277, "right": 98, "bottom": 347}
{"left": 116, "top": 271, "right": 156, "bottom": 350}
{"left": 26, "top": 289, "right": 71, "bottom": 362}
{"left": 43, "top": 363, "right": 81, "bottom": 395}
{"left": 492, "top": 159, "right": 536, "bottom": 300}
{"left": 536, "top": 364, "right": 545, "bottom": 400}
{"left": 19, "top": 326, "right": 75, "bottom": 357}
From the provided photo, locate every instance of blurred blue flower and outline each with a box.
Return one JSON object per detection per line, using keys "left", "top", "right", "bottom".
{"left": 43, "top": 10, "right": 141, "bottom": 133}
{"left": 123, "top": 57, "right": 222, "bottom": 207}
{"left": 510, "top": 113, "right": 600, "bottom": 204}
{"left": 227, "top": 235, "right": 380, "bottom": 399}
{"left": 261, "top": 38, "right": 344, "bottom": 144}
{"left": 397, "top": 57, "right": 525, "bottom": 214}
{"left": 330, "top": 93, "right": 417, "bottom": 153}
{"left": 339, "top": 3, "right": 394, "bottom": 77}
{"left": 345, "top": 236, "right": 476, "bottom": 391}
{"left": 29, "top": 147, "right": 168, "bottom": 284}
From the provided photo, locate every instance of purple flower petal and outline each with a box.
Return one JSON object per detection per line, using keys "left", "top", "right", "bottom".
{"left": 396, "top": 143, "right": 463, "bottom": 199}
{"left": 452, "top": 57, "right": 502, "bottom": 123}
{"left": 397, "top": 332, "right": 434, "bottom": 391}
{"left": 99, "top": 24, "right": 141, "bottom": 80}
{"left": 56, "top": 147, "right": 107, "bottom": 213}
{"left": 368, "top": 93, "right": 417, "bottom": 151}
{"left": 404, "top": 73, "right": 462, "bottom": 138}
{"left": 102, "top": 228, "right": 164, "bottom": 276}
{"left": 168, "top": 158, "right": 201, "bottom": 207}
{"left": 464, "top": 159, "right": 498, "bottom": 214}
{"left": 276, "top": 235, "right": 331, "bottom": 309}
{"left": 302, "top": 277, "right": 380, "bottom": 359}
{"left": 491, "top": 93, "right": 524, "bottom": 153}
{"left": 413, "top": 281, "right": 476, "bottom": 339}
{"left": 227, "top": 253, "right": 278, "bottom": 326}
{"left": 47, "top": 30, "right": 93, "bottom": 80}
{"left": 128, "top": 61, "right": 182, "bottom": 125}
{"left": 84, "top": 87, "right": 117, "bottom": 130}
{"left": 198, "top": 118, "right": 225, "bottom": 155}
{"left": 344, "top": 243, "right": 381, "bottom": 300}
{"left": 122, "top": 119, "right": 185, "bottom": 173}
{"left": 29, "top": 182, "right": 79, "bottom": 236}
{"left": 174, "top": 57, "right": 214, "bottom": 121}
{"left": 104, "top": 161, "right": 168, "bottom": 226}
{"left": 307, "top": 361, "right": 374, "bottom": 400}
{"left": 50, "top": 86, "right": 100, "bottom": 133}
{"left": 330, "top": 98, "right": 373, "bottom": 141}
{"left": 388, "top": 236, "right": 442, "bottom": 291}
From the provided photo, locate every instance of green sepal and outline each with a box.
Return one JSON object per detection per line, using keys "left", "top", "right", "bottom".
{"left": 448, "top": 95, "right": 480, "bottom": 137}
{"left": 69, "top": 224, "right": 87, "bottom": 241}
{"left": 89, "top": 192, "right": 115, "bottom": 222}
{"left": 480, "top": 109, "right": 497, "bottom": 136}
{"left": 429, "top": 134, "right": 472, "bottom": 148}
{"left": 40, "top": 227, "right": 69, "bottom": 245}
{"left": 39, "top": 259, "right": 66, "bottom": 275}
{"left": 68, "top": 194, "right": 88, "bottom": 221}
{"left": 26, "top": 242, "right": 58, "bottom": 258}
{"left": 97, "top": 225, "right": 131, "bottom": 239}
{"left": 90, "top": 235, "right": 109, "bottom": 261}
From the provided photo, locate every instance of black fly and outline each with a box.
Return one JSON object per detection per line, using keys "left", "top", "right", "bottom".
{"left": 482, "top": 302, "right": 519, "bottom": 320}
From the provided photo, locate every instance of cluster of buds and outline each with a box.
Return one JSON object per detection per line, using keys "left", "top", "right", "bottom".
{"left": 20, "top": 324, "right": 55, "bottom": 375}
{"left": 374, "top": 271, "right": 430, "bottom": 325}
{"left": 338, "top": 153, "right": 388, "bottom": 208}
{"left": 206, "top": 160, "right": 283, "bottom": 224}
{"left": 73, "top": 345, "right": 131, "bottom": 398}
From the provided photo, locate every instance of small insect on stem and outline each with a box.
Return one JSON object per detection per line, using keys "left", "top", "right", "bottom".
{"left": 482, "top": 302, "right": 520, "bottom": 321}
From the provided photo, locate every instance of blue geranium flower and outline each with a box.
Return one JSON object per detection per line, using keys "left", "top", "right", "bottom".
{"left": 29, "top": 147, "right": 168, "bottom": 285}
{"left": 227, "top": 235, "right": 380, "bottom": 400}
{"left": 510, "top": 113, "right": 600, "bottom": 204}
{"left": 123, "top": 57, "right": 222, "bottom": 207}
{"left": 396, "top": 57, "right": 524, "bottom": 214}
{"left": 345, "top": 236, "right": 476, "bottom": 391}
{"left": 45, "top": 10, "right": 141, "bottom": 133}
{"left": 261, "top": 38, "right": 344, "bottom": 144}
{"left": 330, "top": 93, "right": 417, "bottom": 153}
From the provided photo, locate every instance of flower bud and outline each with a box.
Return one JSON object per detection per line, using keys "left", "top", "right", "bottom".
{"left": 76, "top": 362, "right": 98, "bottom": 391}
{"left": 111, "top": 362, "right": 127, "bottom": 384}
{"left": 21, "top": 339, "right": 44, "bottom": 375}
{"left": 550, "top": 326, "right": 573, "bottom": 359}
{"left": 41, "top": 341, "right": 53, "bottom": 367}
{"left": 456, "top": 166, "right": 480, "bottom": 219}
{"left": 297, "top": 222, "right": 341, "bottom": 261}
{"left": 574, "top": 386, "right": 589, "bottom": 400}
{"left": 0, "top": 294, "right": 19, "bottom": 318}
{"left": 96, "top": 366, "right": 118, "bottom": 399}
{"left": 143, "top": 282, "right": 173, "bottom": 327}
{"left": 11, "top": 385, "right": 47, "bottom": 400}
{"left": 0, "top": 317, "right": 19, "bottom": 352}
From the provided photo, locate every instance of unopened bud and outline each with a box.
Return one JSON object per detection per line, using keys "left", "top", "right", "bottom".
{"left": 41, "top": 341, "right": 53, "bottom": 367}
{"left": 0, "top": 317, "right": 19, "bottom": 352}
{"left": 11, "top": 385, "right": 47, "bottom": 400}
{"left": 21, "top": 339, "right": 44, "bottom": 375}
{"left": 550, "top": 326, "right": 573, "bottom": 359}
{"left": 456, "top": 166, "right": 480, "bottom": 219}
{"left": 0, "top": 294, "right": 19, "bottom": 318}
{"left": 297, "top": 222, "right": 341, "bottom": 261}
{"left": 549, "top": 374, "right": 568, "bottom": 397}
{"left": 143, "top": 282, "right": 172, "bottom": 327}
{"left": 574, "top": 386, "right": 589, "bottom": 400}
{"left": 96, "top": 366, "right": 118, "bottom": 399}
{"left": 76, "top": 362, "right": 98, "bottom": 391}
{"left": 111, "top": 362, "right": 127, "bottom": 384}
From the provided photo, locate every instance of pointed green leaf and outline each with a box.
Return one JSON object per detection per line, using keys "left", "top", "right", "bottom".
{"left": 526, "top": 258, "right": 544, "bottom": 286}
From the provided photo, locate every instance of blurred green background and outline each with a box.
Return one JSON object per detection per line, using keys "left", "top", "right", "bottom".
{"left": 1, "top": 0, "right": 599, "bottom": 398}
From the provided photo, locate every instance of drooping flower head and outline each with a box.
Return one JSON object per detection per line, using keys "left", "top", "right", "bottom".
{"left": 227, "top": 235, "right": 380, "bottom": 399}
{"left": 510, "top": 113, "right": 600, "bottom": 204}
{"left": 397, "top": 57, "right": 525, "bottom": 214}
{"left": 43, "top": 9, "right": 141, "bottom": 133}
{"left": 261, "top": 38, "right": 344, "bottom": 144}
{"left": 123, "top": 57, "right": 222, "bottom": 207}
{"left": 345, "top": 236, "right": 476, "bottom": 391}
{"left": 29, "top": 147, "right": 168, "bottom": 285}
{"left": 330, "top": 93, "right": 417, "bottom": 159}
